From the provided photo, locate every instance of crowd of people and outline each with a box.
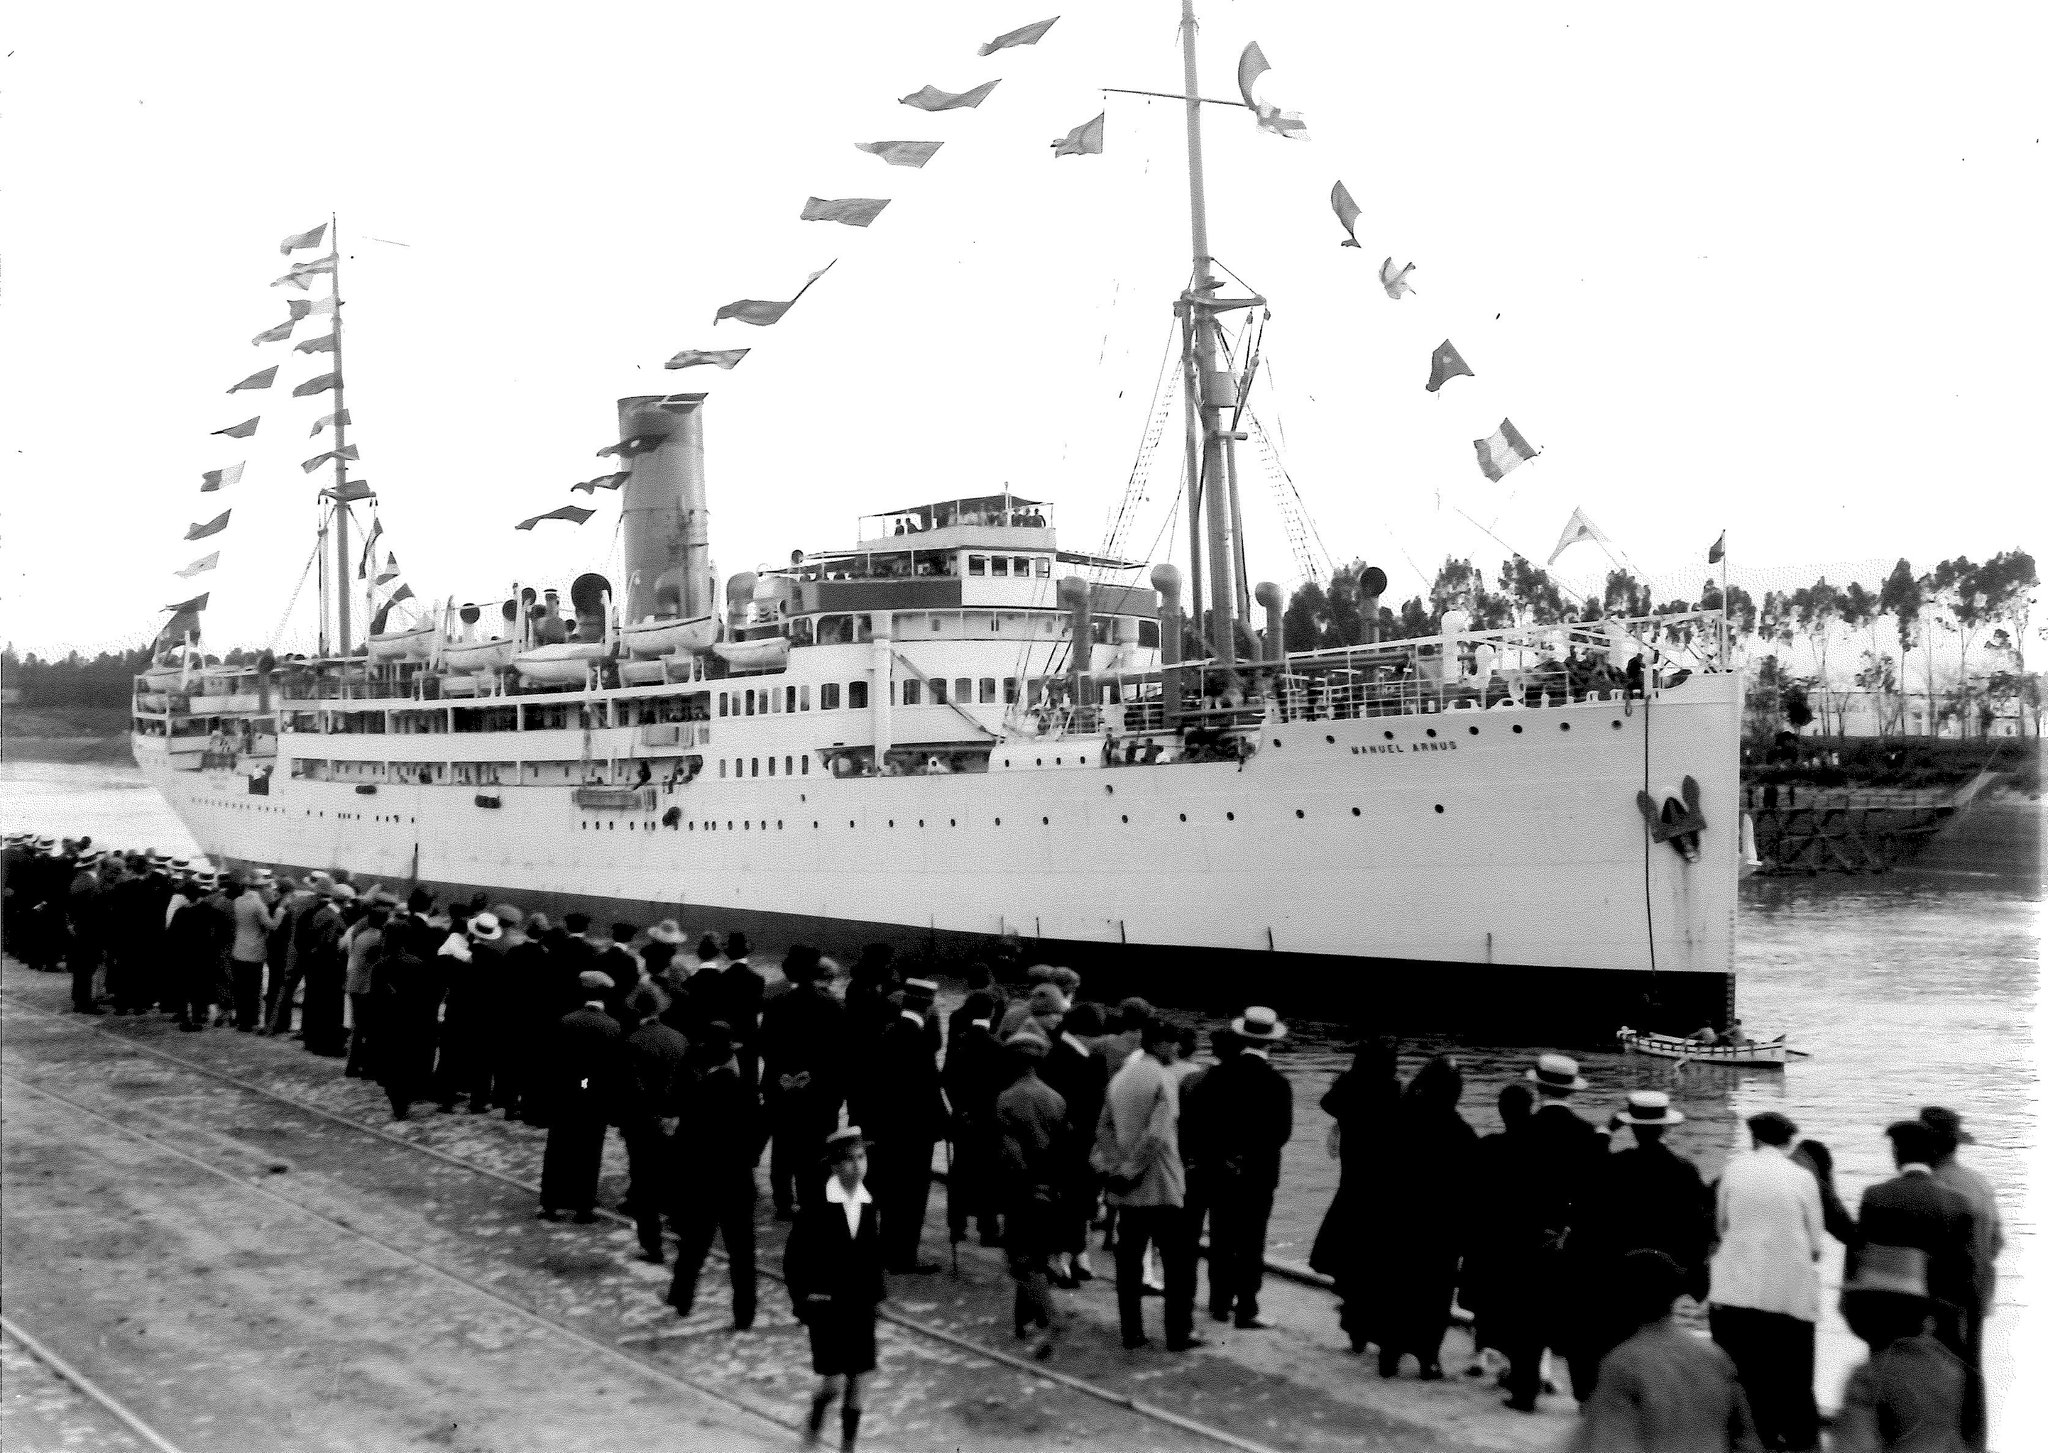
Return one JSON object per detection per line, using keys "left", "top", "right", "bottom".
{"left": 1, "top": 829, "right": 2008, "bottom": 1453}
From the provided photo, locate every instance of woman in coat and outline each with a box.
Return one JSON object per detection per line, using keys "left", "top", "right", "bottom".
{"left": 1378, "top": 1054, "right": 1479, "bottom": 1378}
{"left": 1309, "top": 1039, "right": 1403, "bottom": 1354}
{"left": 371, "top": 917, "right": 442, "bottom": 1120}
{"left": 786, "top": 1128, "right": 887, "bottom": 1451}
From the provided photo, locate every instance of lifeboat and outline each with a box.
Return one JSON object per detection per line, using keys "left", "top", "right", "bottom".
{"left": 513, "top": 640, "right": 605, "bottom": 687}
{"left": 620, "top": 613, "right": 717, "bottom": 659}
{"left": 367, "top": 623, "right": 437, "bottom": 662}
{"left": 440, "top": 636, "right": 518, "bottom": 672}
{"left": 711, "top": 635, "right": 791, "bottom": 672}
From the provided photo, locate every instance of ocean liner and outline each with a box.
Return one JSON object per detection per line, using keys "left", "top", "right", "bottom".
{"left": 132, "top": 4, "right": 1742, "bottom": 1038}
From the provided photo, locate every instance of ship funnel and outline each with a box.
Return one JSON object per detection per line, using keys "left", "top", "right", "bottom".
{"left": 1254, "top": 581, "right": 1285, "bottom": 661}
{"left": 570, "top": 573, "right": 611, "bottom": 643}
{"left": 1058, "top": 575, "right": 1093, "bottom": 706}
{"left": 725, "top": 571, "right": 758, "bottom": 633}
{"left": 1357, "top": 565, "right": 1387, "bottom": 644}
{"left": 617, "top": 394, "right": 712, "bottom": 624}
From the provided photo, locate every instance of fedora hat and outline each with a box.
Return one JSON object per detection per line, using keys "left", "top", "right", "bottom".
{"left": 490, "top": 903, "right": 526, "bottom": 927}
{"left": 1232, "top": 1006, "right": 1289, "bottom": 1042}
{"left": 1919, "top": 1106, "right": 1975, "bottom": 1146}
{"left": 1842, "top": 1243, "right": 1931, "bottom": 1301}
{"left": 646, "top": 918, "right": 684, "bottom": 945}
{"left": 1615, "top": 1090, "right": 1685, "bottom": 1126}
{"left": 468, "top": 912, "right": 503, "bottom": 942}
{"left": 824, "top": 1125, "right": 872, "bottom": 1160}
{"left": 326, "top": 882, "right": 358, "bottom": 903}
{"left": 577, "top": 970, "right": 615, "bottom": 994}
{"left": 1526, "top": 1052, "right": 1589, "bottom": 1092}
{"left": 1026, "top": 983, "right": 1070, "bottom": 1017}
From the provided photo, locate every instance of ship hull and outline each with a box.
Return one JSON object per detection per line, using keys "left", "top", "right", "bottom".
{"left": 135, "top": 672, "right": 1741, "bottom": 1041}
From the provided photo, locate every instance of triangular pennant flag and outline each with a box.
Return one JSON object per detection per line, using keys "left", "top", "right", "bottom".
{"left": 1547, "top": 507, "right": 1611, "bottom": 567}
{"left": 292, "top": 372, "right": 341, "bottom": 398}
{"left": 665, "top": 348, "right": 750, "bottom": 371}
{"left": 1236, "top": 42, "right": 1308, "bottom": 138}
{"left": 185, "top": 510, "right": 231, "bottom": 541}
{"left": 252, "top": 320, "right": 296, "bottom": 345}
{"left": 1379, "top": 257, "right": 1417, "bottom": 299}
{"left": 228, "top": 366, "right": 278, "bottom": 393}
{"left": 516, "top": 504, "right": 597, "bottom": 531}
{"left": 280, "top": 222, "right": 328, "bottom": 255}
{"left": 1426, "top": 340, "right": 1473, "bottom": 393}
{"left": 310, "top": 409, "right": 350, "bottom": 437}
{"left": 571, "top": 472, "right": 631, "bottom": 493}
{"left": 200, "top": 462, "right": 245, "bottom": 492}
{"left": 899, "top": 80, "right": 999, "bottom": 112}
{"left": 386, "top": 583, "right": 415, "bottom": 605}
{"left": 357, "top": 519, "right": 384, "bottom": 578}
{"left": 376, "top": 553, "right": 401, "bottom": 585}
{"left": 212, "top": 417, "right": 260, "bottom": 439}
{"left": 286, "top": 296, "right": 337, "bottom": 322}
{"left": 270, "top": 255, "right": 337, "bottom": 290}
{"left": 320, "top": 480, "right": 375, "bottom": 502}
{"left": 596, "top": 435, "right": 665, "bottom": 460}
{"left": 978, "top": 16, "right": 1058, "bottom": 56}
{"left": 1051, "top": 112, "right": 1105, "bottom": 157}
{"left": 854, "top": 140, "right": 943, "bottom": 168}
{"left": 158, "top": 608, "right": 202, "bottom": 644}
{"left": 1475, "top": 419, "right": 1539, "bottom": 482}
{"left": 1708, "top": 532, "right": 1726, "bottom": 565}
{"left": 800, "top": 197, "right": 891, "bottom": 228}
{"left": 175, "top": 552, "right": 220, "bottom": 579}
{"left": 302, "top": 444, "right": 360, "bottom": 472}
{"left": 294, "top": 333, "right": 339, "bottom": 355}
{"left": 1330, "top": 181, "right": 1362, "bottom": 247}
{"left": 714, "top": 261, "right": 836, "bottom": 327}
{"left": 165, "top": 592, "right": 210, "bottom": 613}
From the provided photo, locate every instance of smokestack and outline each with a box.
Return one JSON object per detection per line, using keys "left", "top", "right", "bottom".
{"left": 1254, "top": 581, "right": 1285, "bottom": 661}
{"left": 1058, "top": 575, "right": 1093, "bottom": 707}
{"left": 570, "top": 573, "right": 611, "bottom": 643}
{"left": 616, "top": 394, "right": 712, "bottom": 624}
{"left": 1358, "top": 565, "right": 1388, "bottom": 644}
{"left": 1152, "top": 563, "right": 1183, "bottom": 721}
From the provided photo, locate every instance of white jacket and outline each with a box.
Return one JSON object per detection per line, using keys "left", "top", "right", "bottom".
{"left": 1708, "top": 1144, "right": 1825, "bottom": 1321}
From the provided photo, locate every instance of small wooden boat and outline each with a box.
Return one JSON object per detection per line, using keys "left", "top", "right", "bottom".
{"left": 367, "top": 623, "right": 437, "bottom": 662}
{"left": 440, "top": 636, "right": 518, "bottom": 672}
{"left": 621, "top": 613, "right": 717, "bottom": 659}
{"left": 513, "top": 641, "right": 605, "bottom": 687}
{"left": 711, "top": 635, "right": 791, "bottom": 672}
{"left": 1616, "top": 1027, "right": 1796, "bottom": 1068}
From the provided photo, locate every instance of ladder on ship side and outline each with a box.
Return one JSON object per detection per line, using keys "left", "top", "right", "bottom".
{"left": 1095, "top": 334, "right": 1181, "bottom": 576}
{"left": 1244, "top": 406, "right": 1331, "bottom": 588}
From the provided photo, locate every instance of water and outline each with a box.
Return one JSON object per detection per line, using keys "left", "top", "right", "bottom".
{"left": 4, "top": 761, "right": 2038, "bottom": 1434}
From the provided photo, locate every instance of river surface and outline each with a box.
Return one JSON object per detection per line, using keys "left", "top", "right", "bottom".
{"left": 4, "top": 760, "right": 2040, "bottom": 1437}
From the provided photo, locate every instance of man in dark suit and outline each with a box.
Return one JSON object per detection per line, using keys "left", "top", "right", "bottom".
{"left": 665, "top": 1020, "right": 764, "bottom": 1329}
{"left": 759, "top": 945, "right": 847, "bottom": 1220}
{"left": 621, "top": 984, "right": 689, "bottom": 1261}
{"left": 786, "top": 1127, "right": 887, "bottom": 1451}
{"left": 943, "top": 991, "right": 1007, "bottom": 1249}
{"left": 1853, "top": 1118, "right": 1981, "bottom": 1442}
{"left": 1199, "top": 1007, "right": 1294, "bottom": 1330}
{"left": 1037, "top": 996, "right": 1108, "bottom": 1285}
{"left": 692, "top": 931, "right": 766, "bottom": 1092}
{"left": 537, "top": 972, "right": 626, "bottom": 1222}
{"left": 859, "top": 982, "right": 947, "bottom": 1273}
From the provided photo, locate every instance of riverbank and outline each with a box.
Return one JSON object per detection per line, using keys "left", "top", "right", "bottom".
{"left": 0, "top": 707, "right": 134, "bottom": 765}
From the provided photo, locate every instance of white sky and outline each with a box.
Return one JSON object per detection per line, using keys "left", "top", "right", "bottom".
{"left": 2, "top": 1, "right": 2043, "bottom": 659}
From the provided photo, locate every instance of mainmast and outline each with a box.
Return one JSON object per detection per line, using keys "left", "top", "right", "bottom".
{"left": 329, "top": 213, "right": 353, "bottom": 657}
{"left": 1175, "top": 0, "right": 1252, "bottom": 663}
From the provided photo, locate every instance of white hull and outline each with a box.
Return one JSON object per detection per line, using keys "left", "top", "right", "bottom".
{"left": 135, "top": 672, "right": 1740, "bottom": 1011}
{"left": 1618, "top": 1028, "right": 1790, "bottom": 1067}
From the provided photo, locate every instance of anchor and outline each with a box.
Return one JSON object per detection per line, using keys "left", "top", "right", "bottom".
{"left": 1636, "top": 775, "right": 1707, "bottom": 862}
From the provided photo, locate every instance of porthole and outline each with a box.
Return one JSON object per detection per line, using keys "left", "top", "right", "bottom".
{"left": 849, "top": 820, "right": 855, "bottom": 828}
{"left": 1295, "top": 809, "right": 1305, "bottom": 819}
{"left": 1120, "top": 814, "right": 1128, "bottom": 824}
{"left": 1351, "top": 807, "right": 1361, "bottom": 817}
{"left": 1325, "top": 734, "right": 1335, "bottom": 745}
{"left": 1426, "top": 728, "right": 1437, "bottom": 738}
{"left": 1383, "top": 730, "right": 1395, "bottom": 741}
{"left": 1041, "top": 816, "right": 1049, "bottom": 825}
{"left": 1272, "top": 738, "right": 1282, "bottom": 748}
{"left": 1036, "top": 758, "right": 1043, "bottom": 767}
{"left": 1226, "top": 812, "right": 1235, "bottom": 821}
{"left": 1468, "top": 726, "right": 1479, "bottom": 736}
{"left": 1056, "top": 757, "right": 1064, "bottom": 766}
{"left": 949, "top": 818, "right": 957, "bottom": 826}
{"left": 1512, "top": 724, "right": 1523, "bottom": 734}
{"left": 995, "top": 817, "right": 1002, "bottom": 826}
{"left": 1179, "top": 813, "right": 1187, "bottom": 822}
{"left": 1560, "top": 722, "right": 1572, "bottom": 732}
{"left": 918, "top": 819, "right": 924, "bottom": 827}
{"left": 1611, "top": 719, "right": 1623, "bottom": 730}
{"left": 1434, "top": 804, "right": 1445, "bottom": 814}
{"left": 887, "top": 819, "right": 894, "bottom": 828}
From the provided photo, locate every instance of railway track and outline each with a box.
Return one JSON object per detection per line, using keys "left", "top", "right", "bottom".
{"left": 2, "top": 991, "right": 1305, "bottom": 1453}
{"left": 1, "top": 1313, "right": 187, "bottom": 1453}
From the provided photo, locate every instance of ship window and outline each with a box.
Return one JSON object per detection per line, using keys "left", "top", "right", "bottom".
{"left": 1004, "top": 677, "right": 1018, "bottom": 704}
{"left": 768, "top": 756, "right": 776, "bottom": 776}
{"left": 849, "top": 681, "right": 868, "bottom": 710}
{"left": 1138, "top": 620, "right": 1160, "bottom": 650}
{"left": 932, "top": 616, "right": 943, "bottom": 632}
{"left": 799, "top": 684, "right": 811, "bottom": 711}
{"left": 821, "top": 683, "right": 840, "bottom": 710}
{"left": 801, "top": 755, "right": 809, "bottom": 775}
{"left": 968, "top": 555, "right": 987, "bottom": 576}
{"left": 744, "top": 690, "right": 756, "bottom": 716}
{"left": 1012, "top": 557, "right": 1032, "bottom": 577}
{"left": 990, "top": 556, "right": 1008, "bottom": 578}
{"left": 718, "top": 692, "right": 729, "bottom": 717}
{"left": 902, "top": 679, "right": 921, "bottom": 706}
{"left": 719, "top": 759, "right": 727, "bottom": 778}
{"left": 784, "top": 756, "right": 793, "bottom": 775}
{"left": 954, "top": 677, "right": 971, "bottom": 704}
{"left": 1034, "top": 558, "right": 1052, "bottom": 578}
{"left": 751, "top": 758, "right": 759, "bottom": 777}
{"left": 929, "top": 678, "right": 948, "bottom": 707}
{"left": 978, "top": 678, "right": 996, "bottom": 704}
{"left": 785, "top": 686, "right": 797, "bottom": 713}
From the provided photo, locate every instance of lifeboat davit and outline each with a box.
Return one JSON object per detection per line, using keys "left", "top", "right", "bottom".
{"left": 367, "top": 624, "right": 437, "bottom": 662}
{"left": 513, "top": 641, "right": 605, "bottom": 687}
{"left": 621, "top": 614, "right": 717, "bottom": 659}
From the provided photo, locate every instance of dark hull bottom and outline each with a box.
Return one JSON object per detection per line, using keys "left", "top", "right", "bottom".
{"left": 247, "top": 860, "right": 1734, "bottom": 1045}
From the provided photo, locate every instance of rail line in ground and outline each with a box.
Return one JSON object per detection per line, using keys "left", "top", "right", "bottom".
{"left": 0, "top": 1312, "right": 188, "bottom": 1453}
{"left": 1, "top": 993, "right": 1290, "bottom": 1453}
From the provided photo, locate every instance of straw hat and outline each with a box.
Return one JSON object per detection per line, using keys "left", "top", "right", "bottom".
{"left": 1615, "top": 1090, "right": 1685, "bottom": 1127}
{"left": 577, "top": 970, "right": 615, "bottom": 994}
{"left": 646, "top": 919, "right": 685, "bottom": 945}
{"left": 1232, "top": 1006, "right": 1290, "bottom": 1042}
{"left": 824, "top": 1126, "right": 871, "bottom": 1160}
{"left": 1526, "top": 1053, "right": 1589, "bottom": 1093}
{"left": 468, "top": 912, "right": 503, "bottom": 942}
